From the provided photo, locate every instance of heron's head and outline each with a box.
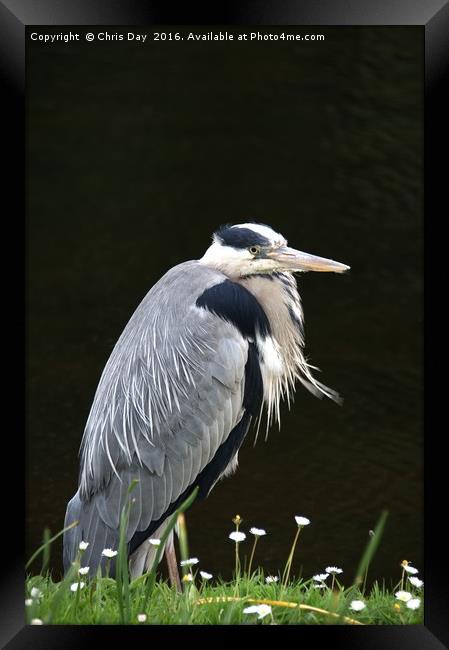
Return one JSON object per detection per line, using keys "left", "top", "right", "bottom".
{"left": 200, "top": 223, "right": 350, "bottom": 279}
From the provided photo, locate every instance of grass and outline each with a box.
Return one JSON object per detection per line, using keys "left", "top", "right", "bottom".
{"left": 25, "top": 493, "right": 424, "bottom": 625}
{"left": 25, "top": 571, "right": 423, "bottom": 625}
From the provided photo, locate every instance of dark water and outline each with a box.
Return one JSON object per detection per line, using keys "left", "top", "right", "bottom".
{"left": 26, "top": 27, "right": 423, "bottom": 586}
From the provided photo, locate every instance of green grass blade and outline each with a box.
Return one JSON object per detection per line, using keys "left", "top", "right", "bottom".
{"left": 141, "top": 487, "right": 199, "bottom": 611}
{"left": 177, "top": 512, "right": 190, "bottom": 576}
{"left": 45, "top": 558, "right": 80, "bottom": 624}
{"left": 26, "top": 520, "right": 79, "bottom": 570}
{"left": 41, "top": 527, "right": 51, "bottom": 575}
{"left": 116, "top": 479, "right": 139, "bottom": 624}
{"left": 353, "top": 510, "right": 388, "bottom": 588}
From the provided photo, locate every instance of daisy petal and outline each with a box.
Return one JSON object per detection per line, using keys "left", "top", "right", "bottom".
{"left": 395, "top": 590, "right": 412, "bottom": 602}
{"left": 250, "top": 527, "right": 266, "bottom": 537}
{"left": 294, "top": 516, "right": 310, "bottom": 527}
{"left": 350, "top": 600, "right": 366, "bottom": 611}
{"left": 180, "top": 557, "right": 199, "bottom": 567}
{"left": 406, "top": 598, "right": 421, "bottom": 610}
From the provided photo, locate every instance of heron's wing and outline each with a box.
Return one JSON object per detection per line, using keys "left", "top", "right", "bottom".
{"left": 65, "top": 262, "right": 264, "bottom": 571}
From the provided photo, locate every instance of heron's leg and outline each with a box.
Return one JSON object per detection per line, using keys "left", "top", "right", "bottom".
{"left": 165, "top": 542, "right": 182, "bottom": 592}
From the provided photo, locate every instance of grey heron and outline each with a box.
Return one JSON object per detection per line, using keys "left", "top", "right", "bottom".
{"left": 63, "top": 223, "right": 349, "bottom": 587}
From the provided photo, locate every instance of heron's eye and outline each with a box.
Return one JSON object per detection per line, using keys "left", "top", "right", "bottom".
{"left": 249, "top": 246, "right": 260, "bottom": 255}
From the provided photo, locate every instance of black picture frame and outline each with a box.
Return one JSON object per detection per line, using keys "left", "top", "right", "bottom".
{"left": 2, "top": 1, "right": 448, "bottom": 647}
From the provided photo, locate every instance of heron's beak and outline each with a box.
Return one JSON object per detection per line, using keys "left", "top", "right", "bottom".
{"left": 267, "top": 246, "right": 350, "bottom": 273}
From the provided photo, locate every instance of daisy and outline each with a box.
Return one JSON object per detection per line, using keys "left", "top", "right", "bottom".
{"left": 325, "top": 566, "right": 343, "bottom": 590}
{"left": 180, "top": 558, "right": 199, "bottom": 567}
{"left": 295, "top": 516, "right": 310, "bottom": 527}
{"left": 200, "top": 571, "right": 213, "bottom": 580}
{"left": 265, "top": 576, "right": 279, "bottom": 584}
{"left": 395, "top": 590, "right": 412, "bottom": 602}
{"left": 137, "top": 613, "right": 147, "bottom": 622}
{"left": 406, "top": 598, "right": 421, "bottom": 610}
{"left": 314, "top": 583, "right": 326, "bottom": 589}
{"left": 325, "top": 566, "right": 343, "bottom": 575}
{"left": 30, "top": 587, "right": 43, "bottom": 599}
{"left": 79, "top": 541, "right": 89, "bottom": 551}
{"left": 229, "top": 531, "right": 246, "bottom": 542}
{"left": 243, "top": 604, "right": 272, "bottom": 619}
{"left": 403, "top": 565, "right": 419, "bottom": 575}
{"left": 250, "top": 527, "right": 266, "bottom": 537}
{"left": 313, "top": 573, "right": 329, "bottom": 582}
{"left": 79, "top": 567, "right": 89, "bottom": 575}
{"left": 25, "top": 599, "right": 33, "bottom": 606}
{"left": 70, "top": 582, "right": 85, "bottom": 592}
{"left": 101, "top": 548, "right": 118, "bottom": 558}
{"left": 350, "top": 600, "right": 366, "bottom": 611}
{"left": 408, "top": 577, "right": 424, "bottom": 589}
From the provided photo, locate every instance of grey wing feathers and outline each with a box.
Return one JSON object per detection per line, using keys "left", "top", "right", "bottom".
{"left": 63, "top": 492, "right": 117, "bottom": 575}
{"left": 63, "top": 262, "right": 248, "bottom": 574}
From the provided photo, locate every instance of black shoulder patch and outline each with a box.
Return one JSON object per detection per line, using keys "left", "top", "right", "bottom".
{"left": 242, "top": 342, "right": 264, "bottom": 415}
{"left": 215, "top": 225, "right": 271, "bottom": 249}
{"left": 196, "top": 279, "right": 271, "bottom": 340}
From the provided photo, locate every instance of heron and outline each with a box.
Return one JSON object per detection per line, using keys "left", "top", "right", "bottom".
{"left": 63, "top": 222, "right": 349, "bottom": 588}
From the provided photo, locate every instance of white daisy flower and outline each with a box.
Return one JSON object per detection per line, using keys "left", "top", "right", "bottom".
{"left": 403, "top": 565, "right": 419, "bottom": 575}
{"left": 30, "top": 587, "right": 43, "bottom": 599}
{"left": 313, "top": 573, "right": 329, "bottom": 582}
{"left": 79, "top": 541, "right": 89, "bottom": 551}
{"left": 408, "top": 577, "right": 424, "bottom": 588}
{"left": 148, "top": 538, "right": 161, "bottom": 546}
{"left": 243, "top": 604, "right": 272, "bottom": 619}
{"left": 180, "top": 557, "right": 199, "bottom": 567}
{"left": 78, "top": 567, "right": 89, "bottom": 575}
{"left": 325, "top": 566, "right": 343, "bottom": 575}
{"left": 350, "top": 600, "right": 366, "bottom": 611}
{"left": 314, "top": 583, "right": 326, "bottom": 589}
{"left": 200, "top": 571, "right": 213, "bottom": 580}
{"left": 295, "top": 516, "right": 310, "bottom": 527}
{"left": 137, "top": 613, "right": 147, "bottom": 622}
{"left": 31, "top": 618, "right": 43, "bottom": 625}
{"left": 229, "top": 531, "right": 246, "bottom": 542}
{"left": 406, "top": 598, "right": 421, "bottom": 610}
{"left": 25, "top": 599, "right": 33, "bottom": 606}
{"left": 265, "top": 576, "right": 279, "bottom": 583}
{"left": 250, "top": 527, "right": 267, "bottom": 537}
{"left": 70, "top": 582, "right": 85, "bottom": 592}
{"left": 395, "top": 590, "right": 412, "bottom": 602}
{"left": 101, "top": 548, "right": 118, "bottom": 558}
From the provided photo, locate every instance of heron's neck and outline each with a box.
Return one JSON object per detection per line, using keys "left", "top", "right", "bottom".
{"left": 237, "top": 273, "right": 304, "bottom": 350}
{"left": 238, "top": 272, "right": 339, "bottom": 424}
{"left": 237, "top": 273, "right": 304, "bottom": 428}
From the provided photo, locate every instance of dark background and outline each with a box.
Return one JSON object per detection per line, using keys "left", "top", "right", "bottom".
{"left": 26, "top": 26, "right": 423, "bottom": 587}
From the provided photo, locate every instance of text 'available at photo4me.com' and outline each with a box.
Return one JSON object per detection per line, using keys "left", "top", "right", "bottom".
{"left": 29, "top": 30, "right": 326, "bottom": 45}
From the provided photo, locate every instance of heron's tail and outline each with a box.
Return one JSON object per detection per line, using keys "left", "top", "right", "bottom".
{"left": 63, "top": 490, "right": 119, "bottom": 577}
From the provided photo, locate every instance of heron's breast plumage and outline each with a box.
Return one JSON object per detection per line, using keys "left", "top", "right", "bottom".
{"left": 238, "top": 272, "right": 339, "bottom": 430}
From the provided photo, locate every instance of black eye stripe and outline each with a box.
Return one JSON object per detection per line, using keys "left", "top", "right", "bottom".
{"left": 215, "top": 226, "right": 271, "bottom": 249}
